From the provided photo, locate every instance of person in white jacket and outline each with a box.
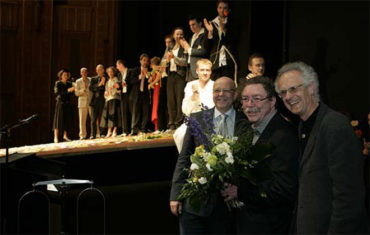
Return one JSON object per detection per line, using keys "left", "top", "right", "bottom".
{"left": 174, "top": 59, "right": 214, "bottom": 152}
{"left": 75, "top": 67, "right": 92, "bottom": 140}
{"left": 182, "top": 59, "right": 214, "bottom": 116}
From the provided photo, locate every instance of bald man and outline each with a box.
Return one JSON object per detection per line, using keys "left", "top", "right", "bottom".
{"left": 170, "top": 77, "right": 249, "bottom": 234}
{"left": 75, "top": 67, "right": 92, "bottom": 139}
{"left": 89, "top": 64, "right": 106, "bottom": 138}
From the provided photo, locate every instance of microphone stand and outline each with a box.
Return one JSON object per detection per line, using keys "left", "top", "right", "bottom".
{"left": 0, "top": 117, "right": 38, "bottom": 233}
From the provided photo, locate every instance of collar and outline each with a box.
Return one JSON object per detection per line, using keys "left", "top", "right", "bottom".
{"left": 302, "top": 103, "right": 320, "bottom": 126}
{"left": 212, "top": 16, "right": 228, "bottom": 27}
{"left": 252, "top": 109, "right": 277, "bottom": 135}
{"left": 193, "top": 27, "right": 205, "bottom": 38}
{"left": 214, "top": 107, "right": 235, "bottom": 120}
{"left": 120, "top": 69, "right": 127, "bottom": 77}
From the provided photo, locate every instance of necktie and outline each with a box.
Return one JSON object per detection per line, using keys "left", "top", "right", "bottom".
{"left": 252, "top": 128, "right": 260, "bottom": 145}
{"left": 218, "top": 114, "right": 228, "bottom": 137}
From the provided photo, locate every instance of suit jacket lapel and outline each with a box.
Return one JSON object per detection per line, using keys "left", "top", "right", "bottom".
{"left": 299, "top": 103, "right": 328, "bottom": 171}
{"left": 254, "top": 113, "right": 279, "bottom": 146}
{"left": 234, "top": 111, "right": 249, "bottom": 138}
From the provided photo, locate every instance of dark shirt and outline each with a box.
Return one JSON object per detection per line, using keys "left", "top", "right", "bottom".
{"left": 299, "top": 103, "right": 320, "bottom": 155}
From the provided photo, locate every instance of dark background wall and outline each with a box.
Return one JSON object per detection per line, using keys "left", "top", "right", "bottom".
{"left": 286, "top": 1, "right": 369, "bottom": 119}
{"left": 0, "top": 0, "right": 368, "bottom": 148}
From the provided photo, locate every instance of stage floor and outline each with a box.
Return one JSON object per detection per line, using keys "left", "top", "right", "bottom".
{"left": 0, "top": 131, "right": 176, "bottom": 159}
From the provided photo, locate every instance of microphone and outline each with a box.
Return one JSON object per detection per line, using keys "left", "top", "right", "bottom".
{"left": 20, "top": 114, "right": 40, "bottom": 124}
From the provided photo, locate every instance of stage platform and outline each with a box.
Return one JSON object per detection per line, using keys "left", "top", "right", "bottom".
{"left": 0, "top": 131, "right": 176, "bottom": 159}
{"left": 1, "top": 132, "right": 180, "bottom": 234}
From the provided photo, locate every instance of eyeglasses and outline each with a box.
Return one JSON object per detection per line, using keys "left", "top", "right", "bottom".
{"left": 214, "top": 89, "right": 235, "bottom": 95}
{"left": 278, "top": 84, "right": 304, "bottom": 98}
{"left": 241, "top": 96, "right": 270, "bottom": 103}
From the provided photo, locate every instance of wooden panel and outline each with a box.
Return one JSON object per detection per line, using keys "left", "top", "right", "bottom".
{"left": 0, "top": 0, "right": 118, "bottom": 147}
{"left": 0, "top": 1, "right": 19, "bottom": 31}
{"left": 58, "top": 6, "right": 92, "bottom": 33}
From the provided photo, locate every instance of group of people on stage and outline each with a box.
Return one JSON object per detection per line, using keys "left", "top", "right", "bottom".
{"left": 51, "top": 0, "right": 368, "bottom": 234}
{"left": 52, "top": 0, "right": 251, "bottom": 142}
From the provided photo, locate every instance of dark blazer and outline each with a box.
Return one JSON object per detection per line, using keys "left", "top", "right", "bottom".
{"left": 296, "top": 103, "right": 368, "bottom": 234}
{"left": 170, "top": 108, "right": 249, "bottom": 216}
{"left": 127, "top": 67, "right": 149, "bottom": 102}
{"left": 89, "top": 75, "right": 106, "bottom": 106}
{"left": 208, "top": 17, "right": 238, "bottom": 71}
{"left": 187, "top": 30, "right": 209, "bottom": 80}
{"left": 237, "top": 112, "right": 299, "bottom": 234}
{"left": 117, "top": 69, "right": 131, "bottom": 95}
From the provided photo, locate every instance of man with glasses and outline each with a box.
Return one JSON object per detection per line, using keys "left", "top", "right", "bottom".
{"left": 245, "top": 53, "right": 265, "bottom": 80}
{"left": 275, "top": 62, "right": 368, "bottom": 234}
{"left": 170, "top": 77, "right": 247, "bottom": 234}
{"left": 222, "top": 76, "right": 299, "bottom": 234}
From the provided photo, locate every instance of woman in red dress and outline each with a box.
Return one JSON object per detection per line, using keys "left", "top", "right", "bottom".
{"left": 148, "top": 57, "right": 162, "bottom": 131}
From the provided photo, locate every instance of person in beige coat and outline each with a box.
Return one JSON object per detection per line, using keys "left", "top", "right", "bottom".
{"left": 75, "top": 67, "right": 92, "bottom": 140}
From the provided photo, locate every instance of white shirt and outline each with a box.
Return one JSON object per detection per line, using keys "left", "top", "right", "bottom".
{"left": 120, "top": 69, "right": 128, "bottom": 93}
{"left": 213, "top": 107, "right": 235, "bottom": 138}
{"left": 212, "top": 16, "right": 228, "bottom": 67}
{"left": 170, "top": 47, "right": 180, "bottom": 72}
{"left": 182, "top": 79, "right": 214, "bottom": 116}
{"left": 104, "top": 77, "right": 119, "bottom": 101}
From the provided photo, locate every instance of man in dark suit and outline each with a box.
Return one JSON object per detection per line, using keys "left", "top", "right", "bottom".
{"left": 275, "top": 61, "right": 368, "bottom": 234}
{"left": 170, "top": 76, "right": 248, "bottom": 234}
{"left": 116, "top": 59, "right": 131, "bottom": 135}
{"left": 167, "top": 28, "right": 187, "bottom": 130}
{"left": 180, "top": 16, "right": 209, "bottom": 82}
{"left": 89, "top": 64, "right": 106, "bottom": 139}
{"left": 127, "top": 54, "right": 150, "bottom": 135}
{"left": 203, "top": 0, "right": 238, "bottom": 82}
{"left": 222, "top": 76, "right": 299, "bottom": 234}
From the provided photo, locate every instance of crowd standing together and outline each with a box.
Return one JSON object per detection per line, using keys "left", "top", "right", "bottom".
{"left": 52, "top": 0, "right": 368, "bottom": 234}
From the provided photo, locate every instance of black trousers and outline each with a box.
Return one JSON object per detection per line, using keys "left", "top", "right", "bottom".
{"left": 120, "top": 92, "right": 131, "bottom": 134}
{"left": 100, "top": 99, "right": 121, "bottom": 129}
{"left": 157, "top": 76, "right": 168, "bottom": 131}
{"left": 131, "top": 93, "right": 149, "bottom": 132}
{"left": 179, "top": 207, "right": 233, "bottom": 235}
{"left": 167, "top": 72, "right": 185, "bottom": 128}
{"left": 90, "top": 97, "right": 105, "bottom": 137}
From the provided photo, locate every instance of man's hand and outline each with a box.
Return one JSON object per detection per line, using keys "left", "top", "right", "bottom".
{"left": 221, "top": 183, "right": 238, "bottom": 201}
{"left": 98, "top": 77, "right": 105, "bottom": 86}
{"left": 203, "top": 18, "right": 213, "bottom": 33}
{"left": 167, "top": 51, "right": 174, "bottom": 62}
{"left": 191, "top": 83, "right": 200, "bottom": 102}
{"left": 67, "top": 87, "right": 75, "bottom": 92}
{"left": 113, "top": 83, "right": 119, "bottom": 89}
{"left": 204, "top": 18, "right": 214, "bottom": 39}
{"left": 246, "top": 73, "right": 257, "bottom": 80}
{"left": 170, "top": 200, "right": 183, "bottom": 216}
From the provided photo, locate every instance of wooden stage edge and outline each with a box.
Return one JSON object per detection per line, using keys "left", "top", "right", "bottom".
{"left": 0, "top": 133, "right": 177, "bottom": 159}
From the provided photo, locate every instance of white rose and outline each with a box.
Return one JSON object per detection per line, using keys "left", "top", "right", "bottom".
{"left": 206, "top": 163, "right": 213, "bottom": 171}
{"left": 202, "top": 152, "right": 212, "bottom": 161}
{"left": 216, "top": 142, "right": 230, "bottom": 155}
{"left": 198, "top": 177, "right": 207, "bottom": 184}
{"left": 190, "top": 163, "right": 199, "bottom": 170}
{"left": 225, "top": 155, "right": 234, "bottom": 164}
